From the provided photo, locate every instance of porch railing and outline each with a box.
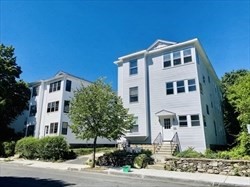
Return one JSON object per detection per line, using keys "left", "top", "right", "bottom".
{"left": 170, "top": 132, "right": 181, "bottom": 154}
{"left": 153, "top": 132, "right": 162, "bottom": 153}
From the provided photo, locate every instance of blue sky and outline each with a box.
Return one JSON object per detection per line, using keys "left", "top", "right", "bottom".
{"left": 1, "top": 0, "right": 249, "bottom": 90}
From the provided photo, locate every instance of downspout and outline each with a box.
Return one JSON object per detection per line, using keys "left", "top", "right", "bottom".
{"left": 144, "top": 51, "right": 152, "bottom": 142}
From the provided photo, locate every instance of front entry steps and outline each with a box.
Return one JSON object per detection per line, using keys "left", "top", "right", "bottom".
{"left": 153, "top": 141, "right": 177, "bottom": 163}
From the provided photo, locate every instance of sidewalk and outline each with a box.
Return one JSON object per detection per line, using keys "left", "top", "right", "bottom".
{"left": 1, "top": 158, "right": 249, "bottom": 187}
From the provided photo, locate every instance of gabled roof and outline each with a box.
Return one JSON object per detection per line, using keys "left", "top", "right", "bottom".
{"left": 155, "top": 109, "right": 176, "bottom": 116}
{"left": 147, "top": 39, "right": 177, "bottom": 51}
{"left": 54, "top": 71, "right": 92, "bottom": 83}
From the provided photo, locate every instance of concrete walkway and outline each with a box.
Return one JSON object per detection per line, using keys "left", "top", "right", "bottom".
{"left": 1, "top": 158, "right": 249, "bottom": 187}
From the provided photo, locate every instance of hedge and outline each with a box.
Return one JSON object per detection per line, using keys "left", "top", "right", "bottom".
{"left": 15, "top": 136, "right": 72, "bottom": 161}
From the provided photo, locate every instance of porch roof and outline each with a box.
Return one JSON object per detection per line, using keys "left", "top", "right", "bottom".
{"left": 155, "top": 109, "right": 176, "bottom": 117}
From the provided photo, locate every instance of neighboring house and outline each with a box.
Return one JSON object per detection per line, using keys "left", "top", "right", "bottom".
{"left": 11, "top": 71, "right": 114, "bottom": 145}
{"left": 114, "top": 38, "right": 226, "bottom": 152}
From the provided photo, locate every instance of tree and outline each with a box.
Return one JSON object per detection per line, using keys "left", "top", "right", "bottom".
{"left": 69, "top": 79, "right": 134, "bottom": 168}
{"left": 227, "top": 72, "right": 250, "bottom": 130}
{"left": 221, "top": 69, "right": 249, "bottom": 145}
{"left": 0, "top": 44, "right": 30, "bottom": 141}
{"left": 226, "top": 72, "right": 250, "bottom": 156}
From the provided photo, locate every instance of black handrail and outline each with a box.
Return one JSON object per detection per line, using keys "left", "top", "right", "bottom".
{"left": 153, "top": 132, "right": 162, "bottom": 153}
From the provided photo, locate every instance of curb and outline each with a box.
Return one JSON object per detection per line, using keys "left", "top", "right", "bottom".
{"left": 66, "top": 167, "right": 249, "bottom": 187}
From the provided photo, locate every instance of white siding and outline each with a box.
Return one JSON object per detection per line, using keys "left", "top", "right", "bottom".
{"left": 118, "top": 57, "right": 149, "bottom": 140}
{"left": 148, "top": 47, "right": 206, "bottom": 151}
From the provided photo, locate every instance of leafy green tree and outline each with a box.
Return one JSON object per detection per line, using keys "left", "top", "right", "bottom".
{"left": 221, "top": 69, "right": 249, "bottom": 145}
{"left": 225, "top": 72, "right": 250, "bottom": 156}
{"left": 69, "top": 79, "right": 134, "bottom": 168}
{"left": 227, "top": 72, "right": 250, "bottom": 130}
{"left": 0, "top": 44, "right": 30, "bottom": 141}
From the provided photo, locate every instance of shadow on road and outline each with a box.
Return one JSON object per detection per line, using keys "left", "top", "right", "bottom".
{"left": 0, "top": 176, "right": 75, "bottom": 187}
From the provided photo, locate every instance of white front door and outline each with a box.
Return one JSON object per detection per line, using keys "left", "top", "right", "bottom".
{"left": 162, "top": 118, "right": 173, "bottom": 140}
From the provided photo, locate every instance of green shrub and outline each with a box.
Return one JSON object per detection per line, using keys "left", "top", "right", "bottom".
{"left": 0, "top": 142, "right": 4, "bottom": 157}
{"left": 133, "top": 154, "right": 149, "bottom": 168}
{"left": 97, "top": 149, "right": 153, "bottom": 167}
{"left": 237, "top": 132, "right": 250, "bottom": 155}
{"left": 176, "top": 147, "right": 204, "bottom": 158}
{"left": 38, "top": 136, "right": 69, "bottom": 160}
{"left": 3, "top": 141, "right": 16, "bottom": 157}
{"left": 15, "top": 137, "right": 39, "bottom": 159}
{"left": 204, "top": 149, "right": 218, "bottom": 159}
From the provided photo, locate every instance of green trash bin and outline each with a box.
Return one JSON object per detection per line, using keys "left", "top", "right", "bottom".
{"left": 122, "top": 165, "right": 131, "bottom": 172}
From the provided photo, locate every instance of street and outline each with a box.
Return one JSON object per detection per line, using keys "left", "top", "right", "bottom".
{"left": 0, "top": 163, "right": 210, "bottom": 187}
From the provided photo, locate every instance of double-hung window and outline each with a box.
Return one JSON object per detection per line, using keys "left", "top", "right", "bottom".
{"left": 129, "top": 87, "right": 138, "bottom": 103}
{"left": 47, "top": 101, "right": 59, "bottom": 113}
{"left": 129, "top": 60, "right": 138, "bottom": 75}
{"left": 191, "top": 115, "right": 200, "bottom": 126}
{"left": 177, "top": 80, "right": 185, "bottom": 93}
{"left": 131, "top": 117, "right": 139, "bottom": 133}
{"left": 61, "top": 122, "right": 68, "bottom": 135}
{"left": 66, "top": 80, "right": 72, "bottom": 92}
{"left": 163, "top": 53, "right": 171, "bottom": 68}
{"left": 188, "top": 79, "right": 196, "bottom": 92}
{"left": 49, "top": 81, "right": 61, "bottom": 93}
{"left": 29, "top": 105, "right": 37, "bottom": 116}
{"left": 183, "top": 48, "right": 192, "bottom": 63}
{"left": 173, "top": 51, "right": 181, "bottom": 66}
{"left": 49, "top": 122, "right": 58, "bottom": 134}
{"left": 64, "top": 100, "right": 70, "bottom": 113}
{"left": 166, "top": 82, "right": 174, "bottom": 95}
{"left": 179, "top": 116, "right": 187, "bottom": 127}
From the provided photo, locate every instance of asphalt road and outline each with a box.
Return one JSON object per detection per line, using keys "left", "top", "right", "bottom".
{"left": 0, "top": 163, "right": 211, "bottom": 187}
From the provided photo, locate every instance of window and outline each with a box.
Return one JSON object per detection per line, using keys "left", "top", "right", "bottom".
{"left": 166, "top": 82, "right": 174, "bottom": 95}
{"left": 62, "top": 122, "right": 68, "bottom": 135}
{"left": 32, "top": 86, "right": 39, "bottom": 97}
{"left": 179, "top": 116, "right": 187, "bottom": 127}
{"left": 199, "top": 82, "right": 203, "bottom": 94}
{"left": 163, "top": 53, "right": 171, "bottom": 68}
{"left": 214, "top": 121, "right": 217, "bottom": 136}
{"left": 188, "top": 79, "right": 196, "bottom": 92}
{"left": 208, "top": 76, "right": 210, "bottom": 83}
{"left": 64, "top": 100, "right": 70, "bottom": 113}
{"left": 206, "top": 104, "right": 210, "bottom": 115}
{"left": 49, "top": 122, "right": 58, "bottom": 134}
{"left": 183, "top": 48, "right": 192, "bottom": 63}
{"left": 49, "top": 81, "right": 61, "bottom": 93}
{"left": 203, "top": 75, "right": 206, "bottom": 84}
{"left": 164, "top": 118, "right": 171, "bottom": 129}
{"left": 129, "top": 60, "right": 138, "bottom": 75}
{"left": 173, "top": 51, "right": 181, "bottom": 66}
{"left": 66, "top": 80, "right": 72, "bottom": 92}
{"left": 45, "top": 125, "right": 49, "bottom": 134}
{"left": 131, "top": 117, "right": 139, "bottom": 133}
{"left": 29, "top": 105, "right": 37, "bottom": 116}
{"left": 203, "top": 115, "right": 207, "bottom": 127}
{"left": 191, "top": 115, "right": 200, "bottom": 126}
{"left": 177, "top": 80, "right": 185, "bottom": 93}
{"left": 47, "top": 101, "right": 59, "bottom": 113}
{"left": 129, "top": 87, "right": 138, "bottom": 102}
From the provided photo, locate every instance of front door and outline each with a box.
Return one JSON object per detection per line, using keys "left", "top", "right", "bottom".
{"left": 162, "top": 118, "right": 173, "bottom": 140}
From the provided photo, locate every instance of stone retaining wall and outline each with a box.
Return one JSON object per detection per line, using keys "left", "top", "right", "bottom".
{"left": 165, "top": 157, "right": 250, "bottom": 177}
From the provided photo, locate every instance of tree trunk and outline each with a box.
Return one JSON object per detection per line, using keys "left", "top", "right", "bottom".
{"left": 91, "top": 136, "right": 97, "bottom": 168}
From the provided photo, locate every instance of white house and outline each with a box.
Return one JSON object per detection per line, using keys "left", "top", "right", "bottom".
{"left": 114, "top": 38, "right": 226, "bottom": 152}
{"left": 11, "top": 71, "right": 114, "bottom": 146}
